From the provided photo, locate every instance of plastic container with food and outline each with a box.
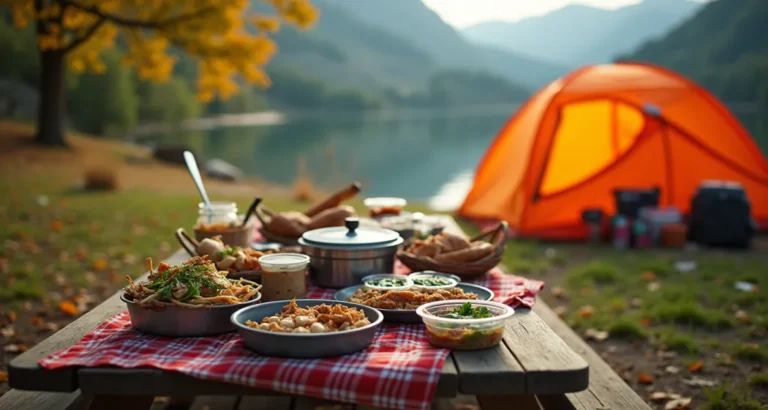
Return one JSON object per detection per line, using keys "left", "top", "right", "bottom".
{"left": 363, "top": 197, "right": 407, "bottom": 217}
{"left": 259, "top": 253, "right": 310, "bottom": 302}
{"left": 361, "top": 273, "right": 413, "bottom": 291}
{"left": 416, "top": 300, "right": 514, "bottom": 350}
{"left": 408, "top": 271, "right": 460, "bottom": 290}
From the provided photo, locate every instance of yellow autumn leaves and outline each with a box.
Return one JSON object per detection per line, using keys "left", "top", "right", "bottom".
{"left": 0, "top": 0, "right": 318, "bottom": 102}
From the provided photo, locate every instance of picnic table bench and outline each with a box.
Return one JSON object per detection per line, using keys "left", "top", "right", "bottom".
{"left": 4, "top": 217, "right": 649, "bottom": 410}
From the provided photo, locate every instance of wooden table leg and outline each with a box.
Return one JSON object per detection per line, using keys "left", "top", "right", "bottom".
{"left": 477, "top": 395, "right": 541, "bottom": 410}
{"left": 85, "top": 395, "right": 155, "bottom": 410}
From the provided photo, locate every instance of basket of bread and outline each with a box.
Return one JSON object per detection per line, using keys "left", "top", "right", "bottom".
{"left": 397, "top": 221, "right": 507, "bottom": 279}
{"left": 255, "top": 182, "right": 362, "bottom": 245}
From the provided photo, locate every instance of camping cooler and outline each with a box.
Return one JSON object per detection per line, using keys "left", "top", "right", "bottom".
{"left": 689, "top": 181, "right": 754, "bottom": 248}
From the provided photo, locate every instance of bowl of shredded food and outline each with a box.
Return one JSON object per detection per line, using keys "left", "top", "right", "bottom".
{"left": 416, "top": 300, "right": 514, "bottom": 350}
{"left": 231, "top": 298, "right": 383, "bottom": 358}
{"left": 122, "top": 256, "right": 262, "bottom": 337}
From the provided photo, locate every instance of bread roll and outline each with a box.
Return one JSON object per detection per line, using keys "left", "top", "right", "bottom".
{"left": 434, "top": 243, "right": 494, "bottom": 264}
{"left": 308, "top": 205, "right": 356, "bottom": 230}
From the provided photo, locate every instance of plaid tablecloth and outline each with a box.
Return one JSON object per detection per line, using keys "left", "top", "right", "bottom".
{"left": 41, "top": 237, "right": 543, "bottom": 409}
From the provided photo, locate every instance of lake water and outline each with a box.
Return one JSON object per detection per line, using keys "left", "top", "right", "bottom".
{"left": 137, "top": 106, "right": 766, "bottom": 211}
{"left": 137, "top": 106, "right": 518, "bottom": 210}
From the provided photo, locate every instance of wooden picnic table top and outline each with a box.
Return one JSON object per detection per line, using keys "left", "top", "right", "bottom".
{"left": 8, "top": 216, "right": 588, "bottom": 400}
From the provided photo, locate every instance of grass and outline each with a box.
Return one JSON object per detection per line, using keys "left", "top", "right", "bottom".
{"left": 749, "top": 372, "right": 768, "bottom": 388}
{"left": 732, "top": 344, "right": 768, "bottom": 363}
{"left": 606, "top": 316, "right": 648, "bottom": 339}
{"left": 702, "top": 384, "right": 767, "bottom": 410}
{"left": 565, "top": 261, "right": 620, "bottom": 287}
{"left": 653, "top": 328, "right": 701, "bottom": 353}
{"left": 646, "top": 300, "right": 733, "bottom": 330}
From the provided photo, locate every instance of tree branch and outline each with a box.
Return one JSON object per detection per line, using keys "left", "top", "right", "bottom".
{"left": 60, "top": 1, "right": 214, "bottom": 29}
{"left": 62, "top": 18, "right": 105, "bottom": 53}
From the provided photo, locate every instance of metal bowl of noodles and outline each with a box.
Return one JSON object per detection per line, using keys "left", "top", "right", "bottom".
{"left": 122, "top": 292, "right": 261, "bottom": 337}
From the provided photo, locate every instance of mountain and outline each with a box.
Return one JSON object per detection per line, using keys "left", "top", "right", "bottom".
{"left": 463, "top": 0, "right": 703, "bottom": 66}
{"left": 266, "top": 0, "right": 436, "bottom": 92}
{"left": 275, "top": 0, "right": 567, "bottom": 90}
{"left": 621, "top": 0, "right": 768, "bottom": 103}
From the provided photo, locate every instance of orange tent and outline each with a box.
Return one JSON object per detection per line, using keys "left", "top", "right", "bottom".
{"left": 459, "top": 63, "right": 768, "bottom": 240}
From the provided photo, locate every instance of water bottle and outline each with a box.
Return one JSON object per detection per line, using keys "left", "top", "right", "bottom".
{"left": 612, "top": 215, "right": 630, "bottom": 249}
{"left": 633, "top": 219, "right": 652, "bottom": 249}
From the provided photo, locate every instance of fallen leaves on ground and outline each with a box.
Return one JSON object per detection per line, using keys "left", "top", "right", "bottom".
{"left": 640, "top": 318, "right": 652, "bottom": 327}
{"left": 683, "top": 377, "right": 717, "bottom": 387}
{"left": 58, "top": 300, "right": 79, "bottom": 317}
{"left": 647, "top": 282, "right": 661, "bottom": 292}
{"left": 637, "top": 371, "right": 654, "bottom": 384}
{"left": 584, "top": 328, "right": 609, "bottom": 342}
{"left": 688, "top": 361, "right": 704, "bottom": 373}
{"left": 734, "top": 310, "right": 750, "bottom": 324}
{"left": 551, "top": 286, "right": 567, "bottom": 299}
{"left": 642, "top": 271, "right": 656, "bottom": 281}
{"left": 7, "top": 311, "right": 16, "bottom": 323}
{"left": 50, "top": 220, "right": 62, "bottom": 232}
{"left": 91, "top": 258, "right": 108, "bottom": 271}
{"left": 665, "top": 398, "right": 692, "bottom": 410}
{"left": 4, "top": 344, "right": 29, "bottom": 353}
{"left": 0, "top": 326, "right": 14, "bottom": 338}
{"left": 578, "top": 305, "right": 594, "bottom": 318}
{"left": 553, "top": 306, "right": 568, "bottom": 317}
{"left": 0, "top": 371, "right": 7, "bottom": 383}
{"left": 665, "top": 365, "right": 680, "bottom": 374}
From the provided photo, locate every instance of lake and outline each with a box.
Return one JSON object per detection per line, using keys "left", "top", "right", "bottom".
{"left": 136, "top": 105, "right": 767, "bottom": 211}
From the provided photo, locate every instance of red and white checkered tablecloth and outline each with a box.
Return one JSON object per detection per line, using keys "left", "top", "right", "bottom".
{"left": 40, "top": 227, "right": 544, "bottom": 409}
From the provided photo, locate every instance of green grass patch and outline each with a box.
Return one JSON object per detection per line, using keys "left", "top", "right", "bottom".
{"left": 653, "top": 328, "right": 700, "bottom": 353}
{"left": 606, "top": 316, "right": 647, "bottom": 339}
{"left": 749, "top": 372, "right": 768, "bottom": 388}
{"left": 702, "top": 384, "right": 767, "bottom": 410}
{"left": 732, "top": 344, "right": 768, "bottom": 363}
{"left": 566, "top": 261, "right": 620, "bottom": 287}
{"left": 645, "top": 300, "right": 733, "bottom": 330}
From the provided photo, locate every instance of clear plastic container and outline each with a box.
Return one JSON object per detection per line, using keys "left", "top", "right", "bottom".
{"left": 408, "top": 272, "right": 460, "bottom": 290}
{"left": 416, "top": 300, "right": 514, "bottom": 350}
{"left": 259, "top": 253, "right": 310, "bottom": 302}
{"left": 363, "top": 197, "right": 407, "bottom": 217}
{"left": 361, "top": 274, "right": 413, "bottom": 291}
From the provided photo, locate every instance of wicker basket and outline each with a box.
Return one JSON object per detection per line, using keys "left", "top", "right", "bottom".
{"left": 253, "top": 204, "right": 302, "bottom": 246}
{"left": 397, "top": 221, "right": 507, "bottom": 279}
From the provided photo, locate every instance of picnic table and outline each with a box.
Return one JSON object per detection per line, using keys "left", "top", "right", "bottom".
{"left": 7, "top": 217, "right": 590, "bottom": 410}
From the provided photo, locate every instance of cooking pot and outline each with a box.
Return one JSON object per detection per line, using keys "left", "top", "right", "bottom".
{"left": 299, "top": 217, "right": 403, "bottom": 288}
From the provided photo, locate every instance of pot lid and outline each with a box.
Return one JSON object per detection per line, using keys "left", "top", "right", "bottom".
{"left": 300, "top": 218, "right": 401, "bottom": 248}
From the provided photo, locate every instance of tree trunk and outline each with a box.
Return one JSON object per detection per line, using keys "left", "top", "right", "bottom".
{"left": 35, "top": 50, "right": 67, "bottom": 146}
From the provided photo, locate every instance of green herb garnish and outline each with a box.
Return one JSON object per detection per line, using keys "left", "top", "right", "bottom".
{"left": 439, "top": 302, "right": 493, "bottom": 319}
{"left": 413, "top": 276, "right": 453, "bottom": 286}
{"left": 216, "top": 247, "right": 241, "bottom": 258}
{"left": 146, "top": 258, "right": 224, "bottom": 301}
{"left": 366, "top": 278, "right": 408, "bottom": 287}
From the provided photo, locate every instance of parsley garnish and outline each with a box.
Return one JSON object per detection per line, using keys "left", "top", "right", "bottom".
{"left": 440, "top": 302, "right": 493, "bottom": 319}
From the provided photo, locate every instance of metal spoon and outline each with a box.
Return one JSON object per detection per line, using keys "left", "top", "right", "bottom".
{"left": 183, "top": 151, "right": 213, "bottom": 224}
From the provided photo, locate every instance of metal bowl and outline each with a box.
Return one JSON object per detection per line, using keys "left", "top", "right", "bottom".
{"left": 231, "top": 299, "right": 383, "bottom": 358}
{"left": 121, "top": 292, "right": 261, "bottom": 337}
{"left": 333, "top": 283, "right": 495, "bottom": 323}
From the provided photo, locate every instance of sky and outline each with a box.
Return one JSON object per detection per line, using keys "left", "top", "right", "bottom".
{"left": 422, "top": 0, "right": 699, "bottom": 28}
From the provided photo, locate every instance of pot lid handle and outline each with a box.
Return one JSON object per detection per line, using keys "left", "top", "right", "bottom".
{"left": 345, "top": 217, "right": 360, "bottom": 236}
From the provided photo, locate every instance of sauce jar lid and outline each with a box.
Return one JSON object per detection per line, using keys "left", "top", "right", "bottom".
{"left": 258, "top": 253, "right": 309, "bottom": 271}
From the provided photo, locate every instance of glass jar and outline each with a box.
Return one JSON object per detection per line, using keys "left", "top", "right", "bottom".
{"left": 194, "top": 202, "right": 251, "bottom": 248}
{"left": 196, "top": 202, "right": 239, "bottom": 229}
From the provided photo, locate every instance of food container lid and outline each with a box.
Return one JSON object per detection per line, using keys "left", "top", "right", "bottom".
{"left": 300, "top": 218, "right": 403, "bottom": 249}
{"left": 363, "top": 197, "right": 407, "bottom": 208}
{"left": 258, "top": 253, "right": 310, "bottom": 271}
